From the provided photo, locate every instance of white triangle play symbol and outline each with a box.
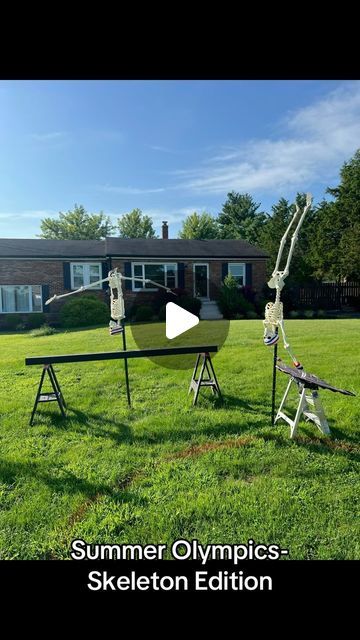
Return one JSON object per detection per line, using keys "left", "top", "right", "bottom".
{"left": 166, "top": 302, "right": 200, "bottom": 340}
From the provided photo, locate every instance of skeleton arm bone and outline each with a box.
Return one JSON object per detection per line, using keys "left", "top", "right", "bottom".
{"left": 282, "top": 193, "right": 312, "bottom": 280}
{"left": 270, "top": 205, "right": 299, "bottom": 281}
{"left": 268, "top": 194, "right": 312, "bottom": 289}
{"left": 45, "top": 272, "right": 176, "bottom": 305}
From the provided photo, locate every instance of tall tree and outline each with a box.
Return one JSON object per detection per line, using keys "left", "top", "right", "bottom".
{"left": 328, "top": 149, "right": 360, "bottom": 280}
{"left": 218, "top": 192, "right": 267, "bottom": 244}
{"left": 39, "top": 204, "right": 115, "bottom": 240}
{"left": 307, "top": 199, "right": 341, "bottom": 280}
{"left": 308, "top": 149, "right": 360, "bottom": 281}
{"left": 178, "top": 211, "right": 219, "bottom": 239}
{"left": 117, "top": 208, "right": 157, "bottom": 238}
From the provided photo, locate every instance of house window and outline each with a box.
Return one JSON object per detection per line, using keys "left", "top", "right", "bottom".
{"left": 228, "top": 263, "right": 246, "bottom": 286}
{"left": 132, "top": 263, "right": 177, "bottom": 290}
{"left": 70, "top": 263, "right": 102, "bottom": 290}
{"left": 0, "top": 285, "right": 43, "bottom": 313}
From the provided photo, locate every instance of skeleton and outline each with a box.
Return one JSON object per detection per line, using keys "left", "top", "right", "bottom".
{"left": 45, "top": 268, "right": 175, "bottom": 334}
{"left": 263, "top": 193, "right": 312, "bottom": 367}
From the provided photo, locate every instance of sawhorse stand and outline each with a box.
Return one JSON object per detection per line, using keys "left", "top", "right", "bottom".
{"left": 275, "top": 377, "right": 330, "bottom": 439}
{"left": 30, "top": 364, "right": 66, "bottom": 426}
{"left": 189, "top": 352, "right": 222, "bottom": 406}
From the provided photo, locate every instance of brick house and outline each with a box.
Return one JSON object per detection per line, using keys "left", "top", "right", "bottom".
{"left": 0, "top": 223, "right": 268, "bottom": 326}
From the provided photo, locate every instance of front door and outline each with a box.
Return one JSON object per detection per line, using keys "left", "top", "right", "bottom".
{"left": 194, "top": 263, "right": 209, "bottom": 299}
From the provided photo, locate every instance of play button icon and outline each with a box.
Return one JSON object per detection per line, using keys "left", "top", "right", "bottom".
{"left": 130, "top": 281, "right": 230, "bottom": 370}
{"left": 165, "top": 302, "right": 199, "bottom": 339}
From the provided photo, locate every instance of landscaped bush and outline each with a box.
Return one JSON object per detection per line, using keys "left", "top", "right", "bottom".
{"left": 246, "top": 310, "right": 258, "bottom": 319}
{"left": 1, "top": 314, "right": 21, "bottom": 331}
{"left": 217, "top": 274, "right": 256, "bottom": 319}
{"left": 254, "top": 296, "right": 267, "bottom": 316}
{"left": 60, "top": 296, "right": 109, "bottom": 328}
{"left": 30, "top": 324, "right": 57, "bottom": 337}
{"left": 26, "top": 313, "right": 46, "bottom": 329}
{"left": 176, "top": 294, "right": 202, "bottom": 317}
{"left": 152, "top": 287, "right": 201, "bottom": 318}
{"left": 317, "top": 309, "right": 326, "bottom": 318}
{"left": 134, "top": 305, "right": 154, "bottom": 322}
{"left": 304, "top": 309, "right": 315, "bottom": 319}
{"left": 158, "top": 305, "right": 166, "bottom": 321}
{"left": 289, "top": 310, "right": 299, "bottom": 319}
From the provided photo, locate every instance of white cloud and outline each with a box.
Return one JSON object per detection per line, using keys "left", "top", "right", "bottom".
{"left": 29, "top": 132, "right": 68, "bottom": 142}
{"left": 174, "top": 82, "right": 360, "bottom": 194}
{"left": 148, "top": 145, "right": 175, "bottom": 153}
{"left": 0, "top": 210, "right": 54, "bottom": 220}
{"left": 98, "top": 184, "right": 165, "bottom": 195}
{"left": 138, "top": 205, "right": 211, "bottom": 226}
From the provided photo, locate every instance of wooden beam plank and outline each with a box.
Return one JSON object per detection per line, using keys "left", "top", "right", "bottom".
{"left": 25, "top": 345, "right": 218, "bottom": 366}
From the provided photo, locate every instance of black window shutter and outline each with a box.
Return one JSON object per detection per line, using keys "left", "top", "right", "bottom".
{"left": 178, "top": 263, "right": 185, "bottom": 289}
{"left": 246, "top": 263, "right": 252, "bottom": 287}
{"left": 102, "top": 262, "right": 109, "bottom": 289}
{"left": 222, "top": 263, "right": 228, "bottom": 282}
{"left": 124, "top": 262, "right": 132, "bottom": 290}
{"left": 63, "top": 262, "right": 71, "bottom": 289}
{"left": 42, "top": 285, "right": 50, "bottom": 312}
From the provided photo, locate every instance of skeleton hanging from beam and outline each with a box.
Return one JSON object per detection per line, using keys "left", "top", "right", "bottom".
{"left": 46, "top": 268, "right": 175, "bottom": 334}
{"left": 263, "top": 193, "right": 313, "bottom": 368}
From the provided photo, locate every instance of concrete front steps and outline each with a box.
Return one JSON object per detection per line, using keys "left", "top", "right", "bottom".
{"left": 200, "top": 300, "right": 223, "bottom": 320}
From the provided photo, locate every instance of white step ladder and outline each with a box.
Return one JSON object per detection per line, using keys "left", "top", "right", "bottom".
{"left": 275, "top": 378, "right": 330, "bottom": 439}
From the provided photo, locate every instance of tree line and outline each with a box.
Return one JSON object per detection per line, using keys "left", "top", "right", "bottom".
{"left": 39, "top": 149, "right": 360, "bottom": 282}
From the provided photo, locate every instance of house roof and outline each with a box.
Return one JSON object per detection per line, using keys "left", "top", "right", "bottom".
{"left": 0, "top": 237, "right": 269, "bottom": 259}
{"left": 106, "top": 238, "right": 269, "bottom": 259}
{"left": 0, "top": 238, "right": 106, "bottom": 258}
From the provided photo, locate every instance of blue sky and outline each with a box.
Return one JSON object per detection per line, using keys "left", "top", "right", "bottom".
{"left": 1, "top": 79, "right": 359, "bottom": 238}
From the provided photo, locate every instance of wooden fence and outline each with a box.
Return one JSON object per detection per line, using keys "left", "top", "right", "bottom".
{"left": 292, "top": 281, "right": 360, "bottom": 310}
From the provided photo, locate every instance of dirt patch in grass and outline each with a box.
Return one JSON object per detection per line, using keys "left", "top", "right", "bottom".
{"left": 296, "top": 436, "right": 360, "bottom": 454}
{"left": 167, "top": 436, "right": 256, "bottom": 460}
{"left": 48, "top": 471, "right": 145, "bottom": 559}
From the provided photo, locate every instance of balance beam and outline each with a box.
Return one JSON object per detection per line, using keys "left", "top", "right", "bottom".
{"left": 25, "top": 345, "right": 220, "bottom": 424}
{"left": 25, "top": 345, "right": 218, "bottom": 366}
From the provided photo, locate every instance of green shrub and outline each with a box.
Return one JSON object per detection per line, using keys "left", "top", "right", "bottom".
{"left": 217, "top": 274, "right": 255, "bottom": 319}
{"left": 1, "top": 314, "right": 19, "bottom": 331}
{"left": 30, "top": 324, "right": 57, "bottom": 337}
{"left": 60, "top": 296, "right": 109, "bottom": 328}
{"left": 134, "top": 305, "right": 154, "bottom": 322}
{"left": 246, "top": 310, "right": 258, "bottom": 319}
{"left": 289, "top": 310, "right": 299, "bottom": 319}
{"left": 176, "top": 295, "right": 202, "bottom": 317}
{"left": 317, "top": 309, "right": 326, "bottom": 318}
{"left": 254, "top": 296, "right": 267, "bottom": 316}
{"left": 304, "top": 309, "right": 314, "bottom": 319}
{"left": 26, "top": 313, "right": 46, "bottom": 329}
{"left": 159, "top": 305, "right": 166, "bottom": 321}
{"left": 234, "top": 313, "right": 245, "bottom": 320}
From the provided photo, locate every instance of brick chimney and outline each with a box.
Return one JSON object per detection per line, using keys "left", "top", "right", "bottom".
{"left": 162, "top": 221, "right": 169, "bottom": 239}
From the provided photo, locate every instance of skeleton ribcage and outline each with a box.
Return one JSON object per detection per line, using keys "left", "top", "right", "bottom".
{"left": 264, "top": 301, "right": 283, "bottom": 325}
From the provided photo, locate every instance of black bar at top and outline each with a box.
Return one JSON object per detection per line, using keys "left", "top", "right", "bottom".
{"left": 25, "top": 345, "right": 218, "bottom": 366}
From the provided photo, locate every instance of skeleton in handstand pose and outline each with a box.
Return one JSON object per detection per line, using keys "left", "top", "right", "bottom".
{"left": 263, "top": 193, "right": 312, "bottom": 368}
{"left": 46, "top": 268, "right": 175, "bottom": 334}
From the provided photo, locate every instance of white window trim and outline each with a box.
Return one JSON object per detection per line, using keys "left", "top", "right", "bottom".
{"left": 0, "top": 285, "right": 43, "bottom": 314}
{"left": 70, "top": 262, "right": 102, "bottom": 290}
{"left": 131, "top": 262, "right": 178, "bottom": 291}
{"left": 228, "top": 262, "right": 246, "bottom": 286}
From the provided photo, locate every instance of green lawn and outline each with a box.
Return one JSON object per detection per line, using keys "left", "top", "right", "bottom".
{"left": 0, "top": 320, "right": 359, "bottom": 560}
